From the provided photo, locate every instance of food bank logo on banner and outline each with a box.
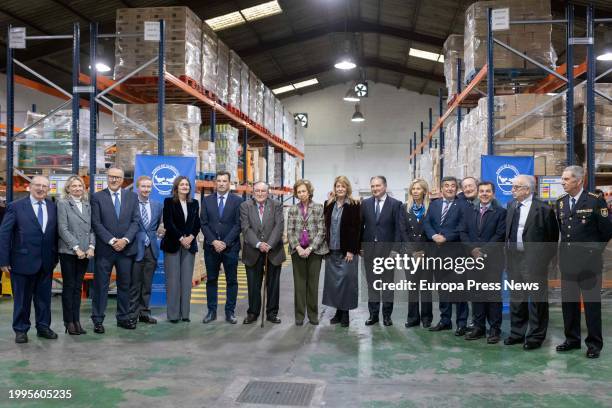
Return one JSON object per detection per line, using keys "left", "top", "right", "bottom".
{"left": 481, "top": 155, "right": 534, "bottom": 206}
{"left": 134, "top": 155, "right": 197, "bottom": 202}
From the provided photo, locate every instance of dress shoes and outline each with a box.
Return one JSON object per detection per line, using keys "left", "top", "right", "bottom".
{"left": 75, "top": 321, "right": 87, "bottom": 334}
{"left": 243, "top": 314, "right": 258, "bottom": 324}
{"left": 340, "top": 311, "right": 349, "bottom": 327}
{"left": 182, "top": 318, "right": 191, "bottom": 322}
{"left": 383, "top": 317, "right": 393, "bottom": 326}
{"left": 15, "top": 332, "right": 28, "bottom": 344}
{"left": 169, "top": 319, "right": 179, "bottom": 324}
{"left": 93, "top": 323, "right": 105, "bottom": 334}
{"left": 330, "top": 310, "right": 342, "bottom": 325}
{"left": 455, "top": 326, "right": 468, "bottom": 336}
{"left": 586, "top": 348, "right": 600, "bottom": 359}
{"left": 225, "top": 313, "right": 238, "bottom": 324}
{"left": 487, "top": 330, "right": 501, "bottom": 344}
{"left": 422, "top": 320, "right": 432, "bottom": 328}
{"left": 117, "top": 320, "right": 136, "bottom": 330}
{"left": 309, "top": 320, "right": 319, "bottom": 325}
{"left": 429, "top": 322, "right": 452, "bottom": 332}
{"left": 267, "top": 315, "right": 281, "bottom": 324}
{"left": 556, "top": 342, "right": 581, "bottom": 352}
{"left": 65, "top": 322, "right": 80, "bottom": 335}
{"left": 295, "top": 320, "right": 304, "bottom": 326}
{"left": 37, "top": 328, "right": 58, "bottom": 339}
{"left": 365, "top": 316, "right": 379, "bottom": 326}
{"left": 504, "top": 337, "right": 524, "bottom": 346}
{"left": 405, "top": 320, "right": 420, "bottom": 328}
{"left": 202, "top": 311, "right": 217, "bottom": 324}
{"left": 139, "top": 315, "right": 157, "bottom": 324}
{"left": 464, "top": 328, "right": 486, "bottom": 340}
{"left": 523, "top": 342, "right": 541, "bottom": 350}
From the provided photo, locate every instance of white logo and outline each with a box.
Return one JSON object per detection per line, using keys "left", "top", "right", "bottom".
{"left": 151, "top": 164, "right": 179, "bottom": 196}
{"left": 496, "top": 164, "right": 520, "bottom": 195}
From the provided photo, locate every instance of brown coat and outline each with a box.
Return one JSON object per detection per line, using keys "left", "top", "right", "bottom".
{"left": 324, "top": 200, "right": 361, "bottom": 256}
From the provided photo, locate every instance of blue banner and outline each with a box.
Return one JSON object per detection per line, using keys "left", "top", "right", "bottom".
{"left": 481, "top": 155, "right": 534, "bottom": 207}
{"left": 134, "top": 155, "right": 197, "bottom": 307}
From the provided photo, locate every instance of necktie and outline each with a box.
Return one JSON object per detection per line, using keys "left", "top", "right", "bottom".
{"left": 140, "top": 202, "right": 150, "bottom": 247}
{"left": 509, "top": 202, "right": 522, "bottom": 244}
{"left": 479, "top": 206, "right": 487, "bottom": 227}
{"left": 218, "top": 195, "right": 225, "bottom": 217}
{"left": 259, "top": 203, "right": 265, "bottom": 220}
{"left": 441, "top": 200, "right": 450, "bottom": 224}
{"left": 570, "top": 197, "right": 576, "bottom": 212}
{"left": 114, "top": 192, "right": 121, "bottom": 218}
{"left": 375, "top": 199, "right": 381, "bottom": 220}
{"left": 36, "top": 201, "right": 44, "bottom": 230}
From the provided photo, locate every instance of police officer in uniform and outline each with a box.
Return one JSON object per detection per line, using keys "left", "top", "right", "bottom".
{"left": 555, "top": 165, "right": 612, "bottom": 359}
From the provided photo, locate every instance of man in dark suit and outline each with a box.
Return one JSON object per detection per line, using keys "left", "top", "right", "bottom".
{"left": 240, "top": 181, "right": 286, "bottom": 324}
{"left": 423, "top": 176, "right": 469, "bottom": 335}
{"left": 201, "top": 171, "right": 242, "bottom": 324}
{"left": 555, "top": 165, "right": 612, "bottom": 359}
{"left": 505, "top": 174, "right": 558, "bottom": 350}
{"left": 460, "top": 181, "right": 506, "bottom": 344}
{"left": 91, "top": 167, "right": 140, "bottom": 333}
{"left": 458, "top": 177, "right": 479, "bottom": 209}
{"left": 0, "top": 204, "right": 5, "bottom": 225}
{"left": 129, "top": 175, "right": 163, "bottom": 325}
{"left": 361, "top": 175, "right": 401, "bottom": 326}
{"left": 0, "top": 176, "right": 58, "bottom": 343}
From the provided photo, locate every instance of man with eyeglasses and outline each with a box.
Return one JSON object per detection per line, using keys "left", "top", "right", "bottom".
{"left": 240, "top": 181, "right": 286, "bottom": 325}
{"left": 504, "top": 174, "right": 558, "bottom": 351}
{"left": 555, "top": 165, "right": 612, "bottom": 359}
{"left": 0, "top": 176, "right": 59, "bottom": 343}
{"left": 91, "top": 167, "right": 141, "bottom": 333}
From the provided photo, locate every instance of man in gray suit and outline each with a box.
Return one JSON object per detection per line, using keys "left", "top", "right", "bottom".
{"left": 240, "top": 181, "right": 286, "bottom": 324}
{"left": 129, "top": 176, "right": 164, "bottom": 325}
{"left": 91, "top": 167, "right": 140, "bottom": 333}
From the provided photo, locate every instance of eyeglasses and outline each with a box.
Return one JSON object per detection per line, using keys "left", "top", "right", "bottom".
{"left": 511, "top": 185, "right": 528, "bottom": 190}
{"left": 253, "top": 189, "right": 268, "bottom": 193}
{"left": 108, "top": 176, "right": 123, "bottom": 181}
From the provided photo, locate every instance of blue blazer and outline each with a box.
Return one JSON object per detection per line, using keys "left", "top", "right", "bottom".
{"left": 423, "top": 197, "right": 463, "bottom": 242}
{"left": 135, "top": 199, "right": 163, "bottom": 262}
{"left": 460, "top": 203, "right": 507, "bottom": 250}
{"left": 0, "top": 197, "right": 58, "bottom": 275}
{"left": 91, "top": 188, "right": 141, "bottom": 257}
{"left": 200, "top": 192, "right": 242, "bottom": 253}
{"left": 360, "top": 195, "right": 402, "bottom": 243}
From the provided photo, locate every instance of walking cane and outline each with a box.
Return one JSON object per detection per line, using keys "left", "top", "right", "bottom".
{"left": 260, "top": 252, "right": 268, "bottom": 328}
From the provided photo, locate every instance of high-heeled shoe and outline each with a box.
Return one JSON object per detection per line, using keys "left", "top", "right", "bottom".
{"left": 65, "top": 322, "right": 80, "bottom": 335}
{"left": 75, "top": 321, "right": 87, "bottom": 334}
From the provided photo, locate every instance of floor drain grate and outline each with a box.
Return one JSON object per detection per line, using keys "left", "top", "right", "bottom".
{"left": 236, "top": 380, "right": 316, "bottom": 406}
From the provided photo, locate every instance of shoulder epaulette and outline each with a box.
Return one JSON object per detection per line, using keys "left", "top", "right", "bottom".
{"left": 588, "top": 192, "right": 600, "bottom": 198}
{"left": 557, "top": 193, "right": 568, "bottom": 201}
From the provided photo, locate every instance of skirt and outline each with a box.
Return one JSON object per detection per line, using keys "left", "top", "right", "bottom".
{"left": 322, "top": 250, "right": 359, "bottom": 310}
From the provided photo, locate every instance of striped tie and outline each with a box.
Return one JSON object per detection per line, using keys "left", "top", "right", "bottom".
{"left": 140, "top": 202, "right": 150, "bottom": 247}
{"left": 441, "top": 200, "right": 450, "bottom": 224}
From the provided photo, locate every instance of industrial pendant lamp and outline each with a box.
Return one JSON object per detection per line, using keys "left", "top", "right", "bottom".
{"left": 343, "top": 86, "right": 360, "bottom": 102}
{"left": 351, "top": 104, "right": 365, "bottom": 122}
{"left": 335, "top": 1, "right": 356, "bottom": 70}
{"left": 597, "top": 30, "right": 612, "bottom": 61}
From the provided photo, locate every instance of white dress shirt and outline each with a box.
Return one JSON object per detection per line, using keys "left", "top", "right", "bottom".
{"left": 72, "top": 197, "right": 83, "bottom": 213}
{"left": 30, "top": 196, "right": 48, "bottom": 233}
{"left": 180, "top": 200, "right": 188, "bottom": 222}
{"left": 517, "top": 194, "right": 533, "bottom": 250}
{"left": 217, "top": 192, "right": 228, "bottom": 206}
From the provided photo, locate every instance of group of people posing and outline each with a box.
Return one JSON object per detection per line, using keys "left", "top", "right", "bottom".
{"left": 0, "top": 165, "right": 610, "bottom": 359}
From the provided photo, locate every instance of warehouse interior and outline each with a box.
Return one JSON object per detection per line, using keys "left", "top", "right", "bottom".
{"left": 1, "top": 0, "right": 612, "bottom": 406}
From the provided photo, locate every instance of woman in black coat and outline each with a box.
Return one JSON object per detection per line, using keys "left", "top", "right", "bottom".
{"left": 161, "top": 176, "right": 201, "bottom": 323}
{"left": 399, "top": 178, "right": 433, "bottom": 328}
{"left": 321, "top": 175, "right": 361, "bottom": 327}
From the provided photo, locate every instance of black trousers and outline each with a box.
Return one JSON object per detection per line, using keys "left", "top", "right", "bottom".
{"left": 91, "top": 251, "right": 134, "bottom": 324}
{"left": 11, "top": 267, "right": 52, "bottom": 333}
{"left": 59, "top": 253, "right": 89, "bottom": 323}
{"left": 560, "top": 247, "right": 603, "bottom": 351}
{"left": 507, "top": 251, "right": 548, "bottom": 344}
{"left": 246, "top": 254, "right": 281, "bottom": 318}
{"left": 363, "top": 245, "right": 395, "bottom": 318}
{"left": 129, "top": 246, "right": 157, "bottom": 319}
{"left": 204, "top": 249, "right": 239, "bottom": 315}
{"left": 406, "top": 267, "right": 433, "bottom": 324}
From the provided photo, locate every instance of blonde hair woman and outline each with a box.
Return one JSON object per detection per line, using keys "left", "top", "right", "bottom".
{"left": 322, "top": 176, "right": 361, "bottom": 327}
{"left": 399, "top": 178, "right": 433, "bottom": 328}
{"left": 287, "top": 180, "right": 329, "bottom": 325}
{"left": 57, "top": 175, "right": 95, "bottom": 335}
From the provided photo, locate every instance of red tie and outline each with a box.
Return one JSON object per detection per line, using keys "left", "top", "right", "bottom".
{"left": 259, "top": 203, "right": 265, "bottom": 218}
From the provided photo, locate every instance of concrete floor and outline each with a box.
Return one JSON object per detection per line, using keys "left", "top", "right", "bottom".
{"left": 0, "top": 261, "right": 611, "bottom": 408}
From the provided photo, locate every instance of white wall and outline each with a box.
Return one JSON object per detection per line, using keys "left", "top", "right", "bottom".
{"left": 282, "top": 82, "right": 438, "bottom": 203}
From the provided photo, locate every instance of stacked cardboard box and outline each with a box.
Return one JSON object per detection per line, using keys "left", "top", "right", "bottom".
{"left": 267, "top": 147, "right": 276, "bottom": 186}
{"left": 213, "top": 124, "right": 239, "bottom": 182}
{"left": 443, "top": 35, "right": 464, "bottom": 98}
{"left": 216, "top": 40, "right": 230, "bottom": 104}
{"left": 416, "top": 148, "right": 440, "bottom": 193}
{"left": 198, "top": 140, "right": 216, "bottom": 178}
{"left": 463, "top": 0, "right": 557, "bottom": 82}
{"left": 263, "top": 87, "right": 275, "bottom": 134}
{"left": 240, "top": 62, "right": 250, "bottom": 116}
{"left": 200, "top": 22, "right": 218, "bottom": 95}
{"left": 572, "top": 83, "right": 612, "bottom": 169}
{"left": 248, "top": 71, "right": 265, "bottom": 126}
{"left": 283, "top": 110, "right": 295, "bottom": 146}
{"left": 228, "top": 51, "right": 242, "bottom": 108}
{"left": 274, "top": 99, "right": 283, "bottom": 137}
{"left": 113, "top": 104, "right": 200, "bottom": 172}
{"left": 114, "top": 7, "right": 202, "bottom": 81}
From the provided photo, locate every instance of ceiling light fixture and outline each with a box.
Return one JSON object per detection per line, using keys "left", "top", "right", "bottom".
{"left": 272, "top": 85, "right": 295, "bottom": 95}
{"left": 293, "top": 78, "right": 319, "bottom": 89}
{"left": 351, "top": 104, "right": 365, "bottom": 122}
{"left": 343, "top": 87, "right": 360, "bottom": 102}
{"left": 409, "top": 48, "right": 444, "bottom": 63}
{"left": 597, "top": 30, "right": 612, "bottom": 61}
{"left": 241, "top": 1, "right": 282, "bottom": 22}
